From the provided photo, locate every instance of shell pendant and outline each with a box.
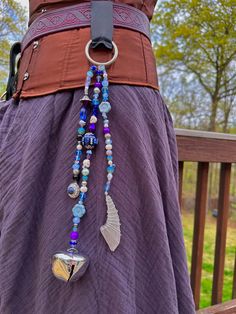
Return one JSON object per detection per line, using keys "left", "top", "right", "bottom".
{"left": 100, "top": 194, "right": 121, "bottom": 251}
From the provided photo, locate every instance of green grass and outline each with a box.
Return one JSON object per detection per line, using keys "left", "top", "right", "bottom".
{"left": 182, "top": 211, "right": 236, "bottom": 309}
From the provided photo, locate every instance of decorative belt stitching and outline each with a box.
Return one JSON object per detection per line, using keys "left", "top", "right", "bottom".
{"left": 21, "top": 2, "right": 151, "bottom": 52}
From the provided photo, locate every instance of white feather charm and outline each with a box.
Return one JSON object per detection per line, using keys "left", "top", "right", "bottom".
{"left": 100, "top": 194, "right": 121, "bottom": 251}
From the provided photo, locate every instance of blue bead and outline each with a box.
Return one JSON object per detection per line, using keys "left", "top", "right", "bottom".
{"left": 107, "top": 155, "right": 113, "bottom": 160}
{"left": 92, "top": 99, "right": 99, "bottom": 106}
{"left": 87, "top": 70, "right": 94, "bottom": 77}
{"left": 102, "top": 80, "right": 109, "bottom": 87}
{"left": 104, "top": 182, "right": 111, "bottom": 192}
{"left": 73, "top": 217, "right": 81, "bottom": 224}
{"left": 72, "top": 204, "right": 86, "bottom": 217}
{"left": 87, "top": 150, "right": 92, "bottom": 155}
{"left": 90, "top": 65, "right": 97, "bottom": 71}
{"left": 76, "top": 149, "right": 82, "bottom": 156}
{"left": 80, "top": 109, "right": 87, "bottom": 121}
{"left": 77, "top": 127, "right": 85, "bottom": 135}
{"left": 82, "top": 175, "right": 88, "bottom": 181}
{"left": 80, "top": 192, "right": 87, "bottom": 201}
{"left": 96, "top": 70, "right": 103, "bottom": 75}
{"left": 107, "top": 165, "right": 115, "bottom": 173}
{"left": 72, "top": 164, "right": 80, "bottom": 170}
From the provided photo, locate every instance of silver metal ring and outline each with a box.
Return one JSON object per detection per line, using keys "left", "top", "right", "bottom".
{"left": 85, "top": 40, "right": 118, "bottom": 66}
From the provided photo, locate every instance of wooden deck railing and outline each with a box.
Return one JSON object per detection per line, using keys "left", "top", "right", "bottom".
{"left": 175, "top": 129, "right": 236, "bottom": 312}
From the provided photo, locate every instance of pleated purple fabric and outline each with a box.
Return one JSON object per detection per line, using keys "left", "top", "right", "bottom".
{"left": 0, "top": 86, "right": 195, "bottom": 313}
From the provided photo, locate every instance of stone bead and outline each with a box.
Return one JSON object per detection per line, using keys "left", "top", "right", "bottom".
{"left": 81, "top": 181, "right": 87, "bottom": 186}
{"left": 83, "top": 159, "right": 90, "bottom": 167}
{"left": 82, "top": 168, "right": 90, "bottom": 176}
{"left": 90, "top": 115, "right": 97, "bottom": 123}
{"left": 77, "top": 144, "right": 83, "bottom": 150}
{"left": 108, "top": 160, "right": 113, "bottom": 165}
{"left": 105, "top": 144, "right": 112, "bottom": 150}
{"left": 105, "top": 133, "right": 111, "bottom": 139}
{"left": 80, "top": 186, "right": 88, "bottom": 193}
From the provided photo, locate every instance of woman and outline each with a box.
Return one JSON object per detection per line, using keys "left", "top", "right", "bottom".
{"left": 0, "top": 0, "right": 195, "bottom": 313}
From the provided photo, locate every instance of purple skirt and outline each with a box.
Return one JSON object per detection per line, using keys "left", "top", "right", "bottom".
{"left": 0, "top": 85, "right": 195, "bottom": 313}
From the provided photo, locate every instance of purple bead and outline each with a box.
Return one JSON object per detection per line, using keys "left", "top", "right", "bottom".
{"left": 95, "top": 82, "right": 102, "bottom": 89}
{"left": 103, "top": 127, "right": 110, "bottom": 134}
{"left": 70, "top": 231, "right": 79, "bottom": 240}
{"left": 89, "top": 123, "right": 96, "bottom": 132}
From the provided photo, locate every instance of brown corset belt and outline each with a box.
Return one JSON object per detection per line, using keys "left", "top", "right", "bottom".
{"left": 21, "top": 2, "right": 151, "bottom": 52}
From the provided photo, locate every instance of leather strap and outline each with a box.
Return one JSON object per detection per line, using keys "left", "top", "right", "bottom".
{"left": 91, "top": 1, "right": 113, "bottom": 50}
{"left": 6, "top": 42, "right": 21, "bottom": 101}
{"left": 21, "top": 2, "right": 150, "bottom": 52}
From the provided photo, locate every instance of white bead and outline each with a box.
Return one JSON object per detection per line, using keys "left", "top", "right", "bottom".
{"left": 94, "top": 87, "right": 100, "bottom": 94}
{"left": 106, "top": 144, "right": 112, "bottom": 150}
{"left": 82, "top": 168, "right": 89, "bottom": 176}
{"left": 108, "top": 160, "right": 113, "bottom": 165}
{"left": 106, "top": 150, "right": 112, "bottom": 156}
{"left": 83, "top": 159, "right": 90, "bottom": 167}
{"left": 104, "top": 124, "right": 109, "bottom": 128}
{"left": 81, "top": 181, "right": 88, "bottom": 186}
{"left": 90, "top": 115, "right": 97, "bottom": 123}
{"left": 79, "top": 120, "right": 86, "bottom": 127}
{"left": 77, "top": 144, "right": 83, "bottom": 150}
{"left": 105, "top": 133, "right": 111, "bottom": 139}
{"left": 80, "top": 186, "right": 88, "bottom": 193}
{"left": 73, "top": 169, "right": 80, "bottom": 175}
{"left": 107, "top": 173, "right": 113, "bottom": 180}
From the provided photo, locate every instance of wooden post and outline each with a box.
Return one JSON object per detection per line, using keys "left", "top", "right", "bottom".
{"left": 212, "top": 163, "right": 231, "bottom": 305}
{"left": 178, "top": 161, "right": 184, "bottom": 210}
{"left": 191, "top": 162, "right": 209, "bottom": 309}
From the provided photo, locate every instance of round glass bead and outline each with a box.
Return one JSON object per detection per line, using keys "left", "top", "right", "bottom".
{"left": 70, "top": 231, "right": 79, "bottom": 240}
{"left": 73, "top": 217, "right": 81, "bottom": 224}
{"left": 89, "top": 123, "right": 96, "bottom": 132}
{"left": 82, "top": 175, "right": 89, "bottom": 181}
{"left": 103, "top": 127, "right": 110, "bottom": 134}
{"left": 95, "top": 82, "right": 102, "bottom": 89}
{"left": 107, "top": 165, "right": 115, "bottom": 173}
{"left": 82, "top": 168, "right": 89, "bottom": 176}
{"left": 80, "top": 107, "right": 87, "bottom": 120}
{"left": 78, "top": 127, "right": 86, "bottom": 135}
{"left": 72, "top": 164, "right": 80, "bottom": 170}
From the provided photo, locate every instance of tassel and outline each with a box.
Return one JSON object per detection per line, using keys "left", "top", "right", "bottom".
{"left": 100, "top": 194, "right": 121, "bottom": 251}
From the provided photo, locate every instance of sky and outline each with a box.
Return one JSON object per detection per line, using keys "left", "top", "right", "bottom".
{"left": 16, "top": 0, "right": 29, "bottom": 10}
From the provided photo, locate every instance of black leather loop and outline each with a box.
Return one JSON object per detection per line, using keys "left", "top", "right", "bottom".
{"left": 6, "top": 42, "right": 21, "bottom": 100}
{"left": 91, "top": 1, "right": 113, "bottom": 50}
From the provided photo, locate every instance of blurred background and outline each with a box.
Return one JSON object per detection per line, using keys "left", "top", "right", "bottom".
{"left": 0, "top": 0, "right": 235, "bottom": 310}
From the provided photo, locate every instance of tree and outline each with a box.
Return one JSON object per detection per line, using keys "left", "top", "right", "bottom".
{"left": 0, "top": 0, "right": 27, "bottom": 94}
{"left": 152, "top": 0, "right": 236, "bottom": 131}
